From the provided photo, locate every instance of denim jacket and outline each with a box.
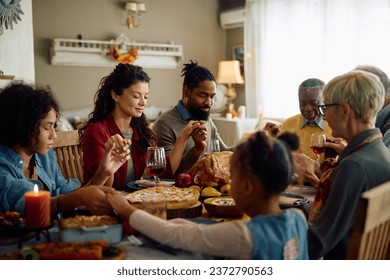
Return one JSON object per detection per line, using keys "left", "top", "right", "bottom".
{"left": 247, "top": 209, "right": 308, "bottom": 259}
{"left": 0, "top": 145, "right": 80, "bottom": 214}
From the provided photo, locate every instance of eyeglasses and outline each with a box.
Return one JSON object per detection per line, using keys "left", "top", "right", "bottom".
{"left": 317, "top": 103, "right": 340, "bottom": 116}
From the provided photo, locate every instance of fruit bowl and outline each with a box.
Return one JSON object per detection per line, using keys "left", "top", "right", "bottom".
{"left": 203, "top": 196, "right": 243, "bottom": 218}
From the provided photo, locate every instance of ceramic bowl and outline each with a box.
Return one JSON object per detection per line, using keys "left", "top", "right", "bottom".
{"left": 203, "top": 196, "right": 243, "bottom": 218}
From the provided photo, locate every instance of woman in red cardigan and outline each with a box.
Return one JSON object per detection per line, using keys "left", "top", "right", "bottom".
{"left": 81, "top": 63, "right": 204, "bottom": 191}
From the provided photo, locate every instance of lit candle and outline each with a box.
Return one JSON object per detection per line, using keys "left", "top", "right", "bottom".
{"left": 24, "top": 184, "right": 50, "bottom": 229}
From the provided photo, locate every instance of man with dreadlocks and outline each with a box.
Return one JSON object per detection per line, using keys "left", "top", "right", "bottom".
{"left": 153, "top": 60, "right": 233, "bottom": 176}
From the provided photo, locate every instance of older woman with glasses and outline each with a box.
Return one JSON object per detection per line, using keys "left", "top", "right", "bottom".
{"left": 308, "top": 70, "right": 390, "bottom": 260}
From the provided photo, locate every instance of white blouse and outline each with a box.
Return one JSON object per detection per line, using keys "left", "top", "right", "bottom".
{"left": 129, "top": 210, "right": 253, "bottom": 259}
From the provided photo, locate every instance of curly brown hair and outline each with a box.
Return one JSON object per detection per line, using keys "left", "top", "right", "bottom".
{"left": 0, "top": 81, "right": 59, "bottom": 148}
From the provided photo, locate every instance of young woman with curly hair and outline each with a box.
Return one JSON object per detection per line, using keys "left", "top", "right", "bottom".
{"left": 0, "top": 82, "right": 116, "bottom": 215}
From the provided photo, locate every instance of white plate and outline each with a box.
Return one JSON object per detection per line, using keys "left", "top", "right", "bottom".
{"left": 211, "top": 84, "right": 228, "bottom": 113}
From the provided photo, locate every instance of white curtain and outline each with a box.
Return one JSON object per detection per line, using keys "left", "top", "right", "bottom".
{"left": 244, "top": 0, "right": 390, "bottom": 119}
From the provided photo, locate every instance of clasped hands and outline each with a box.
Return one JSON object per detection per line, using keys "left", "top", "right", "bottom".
{"left": 91, "top": 134, "right": 131, "bottom": 185}
{"left": 179, "top": 120, "right": 208, "bottom": 155}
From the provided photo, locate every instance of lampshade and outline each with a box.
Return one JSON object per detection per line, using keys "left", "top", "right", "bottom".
{"left": 125, "top": 2, "right": 138, "bottom": 12}
{"left": 125, "top": 2, "right": 146, "bottom": 29}
{"left": 216, "top": 60, "right": 244, "bottom": 84}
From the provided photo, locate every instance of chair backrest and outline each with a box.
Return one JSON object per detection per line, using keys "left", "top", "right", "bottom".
{"left": 53, "top": 130, "right": 83, "bottom": 183}
{"left": 347, "top": 181, "right": 390, "bottom": 259}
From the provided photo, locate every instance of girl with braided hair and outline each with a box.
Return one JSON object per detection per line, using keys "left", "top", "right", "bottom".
{"left": 107, "top": 131, "right": 308, "bottom": 259}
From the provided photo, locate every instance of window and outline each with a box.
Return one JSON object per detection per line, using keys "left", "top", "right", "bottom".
{"left": 244, "top": 0, "right": 390, "bottom": 119}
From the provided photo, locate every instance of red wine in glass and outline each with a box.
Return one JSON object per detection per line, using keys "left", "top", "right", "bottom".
{"left": 310, "top": 145, "right": 326, "bottom": 155}
{"left": 146, "top": 147, "right": 166, "bottom": 187}
{"left": 310, "top": 133, "right": 326, "bottom": 163}
{"left": 146, "top": 165, "right": 165, "bottom": 177}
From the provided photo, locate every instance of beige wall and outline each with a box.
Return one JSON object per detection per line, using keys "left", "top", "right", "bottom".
{"left": 0, "top": 0, "right": 34, "bottom": 88}
{"left": 32, "top": 0, "right": 227, "bottom": 111}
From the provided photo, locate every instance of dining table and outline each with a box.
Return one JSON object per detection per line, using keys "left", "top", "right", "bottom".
{"left": 0, "top": 184, "right": 315, "bottom": 260}
{"left": 0, "top": 217, "right": 215, "bottom": 260}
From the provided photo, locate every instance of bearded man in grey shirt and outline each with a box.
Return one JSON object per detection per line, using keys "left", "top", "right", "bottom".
{"left": 153, "top": 60, "right": 232, "bottom": 176}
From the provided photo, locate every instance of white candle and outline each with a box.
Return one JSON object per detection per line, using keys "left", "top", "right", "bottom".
{"left": 258, "top": 105, "right": 263, "bottom": 130}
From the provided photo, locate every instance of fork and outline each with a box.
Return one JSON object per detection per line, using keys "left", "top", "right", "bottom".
{"left": 128, "top": 235, "right": 143, "bottom": 246}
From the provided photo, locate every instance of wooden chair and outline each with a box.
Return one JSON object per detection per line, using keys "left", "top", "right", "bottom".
{"left": 347, "top": 181, "right": 390, "bottom": 259}
{"left": 53, "top": 130, "right": 84, "bottom": 183}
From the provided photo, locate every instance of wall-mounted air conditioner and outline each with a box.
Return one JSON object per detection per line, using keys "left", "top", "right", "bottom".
{"left": 219, "top": 8, "right": 245, "bottom": 29}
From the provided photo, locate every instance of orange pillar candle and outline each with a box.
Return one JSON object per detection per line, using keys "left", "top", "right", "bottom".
{"left": 24, "top": 184, "right": 50, "bottom": 229}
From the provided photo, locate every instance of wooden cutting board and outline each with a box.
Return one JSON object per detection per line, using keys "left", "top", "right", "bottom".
{"left": 167, "top": 201, "right": 203, "bottom": 219}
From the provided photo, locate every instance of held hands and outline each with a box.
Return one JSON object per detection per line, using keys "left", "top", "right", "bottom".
{"left": 292, "top": 151, "right": 320, "bottom": 188}
{"left": 103, "top": 134, "right": 131, "bottom": 171}
{"left": 93, "top": 134, "right": 131, "bottom": 185}
{"left": 76, "top": 186, "right": 117, "bottom": 215}
{"left": 106, "top": 191, "right": 136, "bottom": 219}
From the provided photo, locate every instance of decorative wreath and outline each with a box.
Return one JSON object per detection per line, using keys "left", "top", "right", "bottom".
{"left": 0, "top": 0, "right": 24, "bottom": 35}
{"left": 109, "top": 46, "right": 138, "bottom": 63}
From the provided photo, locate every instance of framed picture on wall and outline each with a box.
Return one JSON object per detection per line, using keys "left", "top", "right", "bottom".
{"left": 232, "top": 44, "right": 244, "bottom": 77}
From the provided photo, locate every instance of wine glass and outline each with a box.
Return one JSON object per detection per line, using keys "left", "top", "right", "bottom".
{"left": 145, "top": 147, "right": 166, "bottom": 187}
{"left": 310, "top": 133, "right": 326, "bottom": 163}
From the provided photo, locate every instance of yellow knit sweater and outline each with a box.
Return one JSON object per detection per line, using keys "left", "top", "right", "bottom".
{"left": 280, "top": 114, "right": 332, "bottom": 160}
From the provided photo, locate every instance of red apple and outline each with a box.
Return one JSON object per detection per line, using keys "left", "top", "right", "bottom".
{"left": 175, "top": 173, "right": 192, "bottom": 188}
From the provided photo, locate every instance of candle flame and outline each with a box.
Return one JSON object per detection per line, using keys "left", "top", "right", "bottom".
{"left": 33, "top": 184, "right": 39, "bottom": 193}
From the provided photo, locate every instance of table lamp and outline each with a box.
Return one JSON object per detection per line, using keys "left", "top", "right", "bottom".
{"left": 216, "top": 60, "right": 244, "bottom": 115}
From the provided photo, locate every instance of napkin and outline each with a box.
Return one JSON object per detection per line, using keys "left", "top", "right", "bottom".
{"left": 135, "top": 179, "right": 174, "bottom": 188}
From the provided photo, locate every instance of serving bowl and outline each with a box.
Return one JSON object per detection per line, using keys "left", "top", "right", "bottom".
{"left": 59, "top": 215, "right": 122, "bottom": 244}
{"left": 203, "top": 196, "right": 243, "bottom": 218}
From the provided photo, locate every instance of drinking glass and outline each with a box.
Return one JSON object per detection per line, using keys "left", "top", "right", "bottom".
{"left": 145, "top": 147, "right": 166, "bottom": 187}
{"left": 205, "top": 139, "right": 220, "bottom": 156}
{"left": 310, "top": 133, "right": 326, "bottom": 163}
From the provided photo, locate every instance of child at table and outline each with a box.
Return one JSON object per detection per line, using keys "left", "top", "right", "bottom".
{"left": 0, "top": 81, "right": 117, "bottom": 216}
{"left": 107, "top": 131, "right": 308, "bottom": 260}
